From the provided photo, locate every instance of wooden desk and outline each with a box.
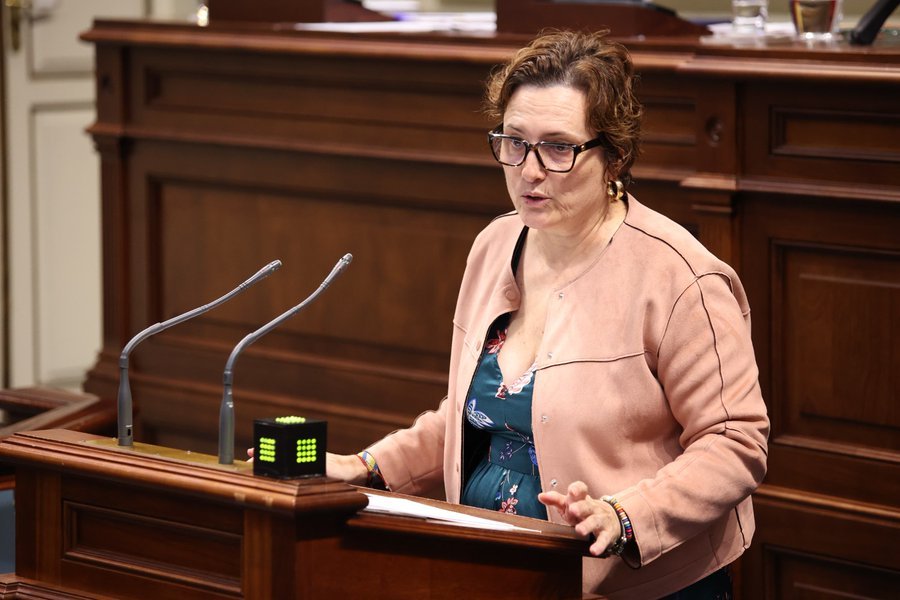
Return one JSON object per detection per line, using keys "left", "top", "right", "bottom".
{"left": 80, "top": 20, "right": 900, "bottom": 598}
{"left": 0, "top": 429, "right": 584, "bottom": 598}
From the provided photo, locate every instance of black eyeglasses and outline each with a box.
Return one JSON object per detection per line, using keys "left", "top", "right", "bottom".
{"left": 487, "top": 126, "right": 605, "bottom": 173}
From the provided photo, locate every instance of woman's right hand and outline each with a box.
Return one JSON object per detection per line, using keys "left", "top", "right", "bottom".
{"left": 326, "top": 452, "right": 369, "bottom": 485}
{"left": 247, "top": 448, "right": 368, "bottom": 485}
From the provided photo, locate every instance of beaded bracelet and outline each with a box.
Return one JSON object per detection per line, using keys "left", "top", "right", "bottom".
{"left": 600, "top": 495, "right": 634, "bottom": 557}
{"left": 355, "top": 450, "right": 389, "bottom": 491}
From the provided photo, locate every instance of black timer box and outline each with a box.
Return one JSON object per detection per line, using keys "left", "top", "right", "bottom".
{"left": 253, "top": 416, "right": 326, "bottom": 478}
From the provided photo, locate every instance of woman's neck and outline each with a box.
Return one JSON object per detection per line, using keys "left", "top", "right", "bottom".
{"left": 529, "top": 198, "right": 627, "bottom": 274}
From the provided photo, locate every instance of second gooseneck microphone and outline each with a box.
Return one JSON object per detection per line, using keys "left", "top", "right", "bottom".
{"left": 218, "top": 253, "right": 353, "bottom": 464}
{"left": 117, "top": 260, "right": 282, "bottom": 447}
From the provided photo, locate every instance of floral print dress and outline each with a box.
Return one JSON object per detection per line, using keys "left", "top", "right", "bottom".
{"left": 460, "top": 316, "right": 547, "bottom": 519}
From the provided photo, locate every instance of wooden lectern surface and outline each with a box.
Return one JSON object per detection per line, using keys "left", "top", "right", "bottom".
{"left": 0, "top": 429, "right": 586, "bottom": 599}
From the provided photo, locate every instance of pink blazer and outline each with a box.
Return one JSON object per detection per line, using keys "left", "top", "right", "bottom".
{"left": 369, "top": 197, "right": 769, "bottom": 599}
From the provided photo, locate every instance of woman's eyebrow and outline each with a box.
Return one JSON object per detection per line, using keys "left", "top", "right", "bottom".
{"left": 504, "top": 125, "right": 578, "bottom": 140}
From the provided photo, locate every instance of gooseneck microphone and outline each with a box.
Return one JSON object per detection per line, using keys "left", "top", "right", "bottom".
{"left": 116, "top": 260, "right": 282, "bottom": 447}
{"left": 218, "top": 253, "right": 353, "bottom": 464}
{"left": 849, "top": 0, "right": 899, "bottom": 45}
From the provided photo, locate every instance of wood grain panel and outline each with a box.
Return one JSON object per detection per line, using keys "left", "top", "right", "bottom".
{"left": 242, "top": 511, "right": 295, "bottom": 599}
{"left": 103, "top": 137, "right": 505, "bottom": 454}
{"left": 62, "top": 476, "right": 243, "bottom": 533}
{"left": 773, "top": 108, "right": 900, "bottom": 163}
{"left": 56, "top": 474, "right": 245, "bottom": 596}
{"left": 743, "top": 193, "right": 900, "bottom": 509}
{"left": 637, "top": 75, "right": 699, "bottom": 174}
{"left": 743, "top": 82, "right": 900, "bottom": 187}
{"left": 63, "top": 502, "right": 242, "bottom": 594}
{"left": 764, "top": 440, "right": 900, "bottom": 512}
{"left": 304, "top": 526, "right": 581, "bottom": 599}
{"left": 641, "top": 96, "right": 696, "bottom": 145}
{"left": 130, "top": 47, "right": 495, "bottom": 162}
{"left": 769, "top": 547, "right": 900, "bottom": 599}
{"left": 778, "top": 242, "right": 900, "bottom": 451}
{"left": 156, "top": 180, "right": 481, "bottom": 355}
{"left": 11, "top": 470, "right": 39, "bottom": 579}
{"left": 743, "top": 490, "right": 900, "bottom": 598}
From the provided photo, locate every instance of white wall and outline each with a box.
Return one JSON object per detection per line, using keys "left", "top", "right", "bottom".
{"left": 1, "top": 0, "right": 200, "bottom": 391}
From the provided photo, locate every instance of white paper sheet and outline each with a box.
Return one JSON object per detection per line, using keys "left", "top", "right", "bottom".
{"left": 362, "top": 493, "right": 541, "bottom": 533}
{"left": 292, "top": 12, "right": 496, "bottom": 33}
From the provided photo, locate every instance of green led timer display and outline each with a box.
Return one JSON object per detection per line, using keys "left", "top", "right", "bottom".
{"left": 253, "top": 416, "right": 326, "bottom": 478}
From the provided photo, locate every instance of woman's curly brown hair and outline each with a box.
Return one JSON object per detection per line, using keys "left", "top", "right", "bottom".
{"left": 484, "top": 30, "right": 642, "bottom": 189}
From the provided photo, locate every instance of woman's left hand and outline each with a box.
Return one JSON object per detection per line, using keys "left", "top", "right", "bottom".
{"left": 539, "top": 481, "right": 621, "bottom": 556}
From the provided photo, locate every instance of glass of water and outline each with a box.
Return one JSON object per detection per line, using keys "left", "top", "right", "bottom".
{"left": 732, "top": 0, "right": 769, "bottom": 34}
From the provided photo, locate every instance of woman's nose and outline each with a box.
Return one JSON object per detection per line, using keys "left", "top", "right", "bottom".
{"left": 521, "top": 149, "right": 546, "bottom": 181}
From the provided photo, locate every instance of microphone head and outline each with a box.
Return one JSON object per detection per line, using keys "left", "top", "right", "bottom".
{"left": 318, "top": 254, "right": 353, "bottom": 289}
{"left": 248, "top": 259, "right": 282, "bottom": 282}
{"left": 234, "top": 259, "right": 283, "bottom": 294}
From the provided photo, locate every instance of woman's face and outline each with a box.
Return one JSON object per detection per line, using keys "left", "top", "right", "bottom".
{"left": 501, "top": 84, "right": 609, "bottom": 238}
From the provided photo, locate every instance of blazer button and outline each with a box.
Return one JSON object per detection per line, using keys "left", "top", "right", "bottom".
{"left": 558, "top": 292, "right": 564, "bottom": 299}
{"left": 541, "top": 414, "right": 548, "bottom": 423}
{"left": 550, "top": 479, "right": 558, "bottom": 487}
{"left": 547, "top": 351, "right": 554, "bottom": 359}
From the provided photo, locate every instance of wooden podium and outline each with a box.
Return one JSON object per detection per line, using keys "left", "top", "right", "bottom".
{"left": 0, "top": 430, "right": 585, "bottom": 599}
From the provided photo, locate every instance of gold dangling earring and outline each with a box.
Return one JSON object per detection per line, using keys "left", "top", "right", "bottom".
{"left": 607, "top": 180, "right": 624, "bottom": 202}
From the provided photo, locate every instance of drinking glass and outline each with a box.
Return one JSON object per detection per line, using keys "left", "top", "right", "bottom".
{"left": 790, "top": 0, "right": 841, "bottom": 40}
{"left": 733, "top": 0, "right": 769, "bottom": 34}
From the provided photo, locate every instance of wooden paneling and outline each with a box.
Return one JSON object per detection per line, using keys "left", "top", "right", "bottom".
{"left": 65, "top": 502, "right": 243, "bottom": 594}
{"left": 639, "top": 82, "right": 699, "bottom": 173}
{"left": 744, "top": 490, "right": 900, "bottom": 598}
{"left": 741, "top": 189, "right": 900, "bottom": 596}
{"left": 128, "top": 47, "right": 492, "bottom": 161}
{"left": 770, "top": 553, "right": 899, "bottom": 600}
{"left": 115, "top": 136, "right": 501, "bottom": 452}
{"left": 742, "top": 193, "right": 900, "bottom": 507}
{"left": 781, "top": 244, "right": 899, "bottom": 449}
{"left": 773, "top": 108, "right": 900, "bottom": 162}
{"left": 743, "top": 82, "right": 900, "bottom": 188}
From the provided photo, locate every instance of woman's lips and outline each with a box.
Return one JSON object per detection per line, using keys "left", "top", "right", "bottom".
{"left": 523, "top": 193, "right": 549, "bottom": 204}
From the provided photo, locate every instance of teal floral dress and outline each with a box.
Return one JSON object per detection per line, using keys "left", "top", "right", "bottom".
{"left": 460, "top": 315, "right": 548, "bottom": 519}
